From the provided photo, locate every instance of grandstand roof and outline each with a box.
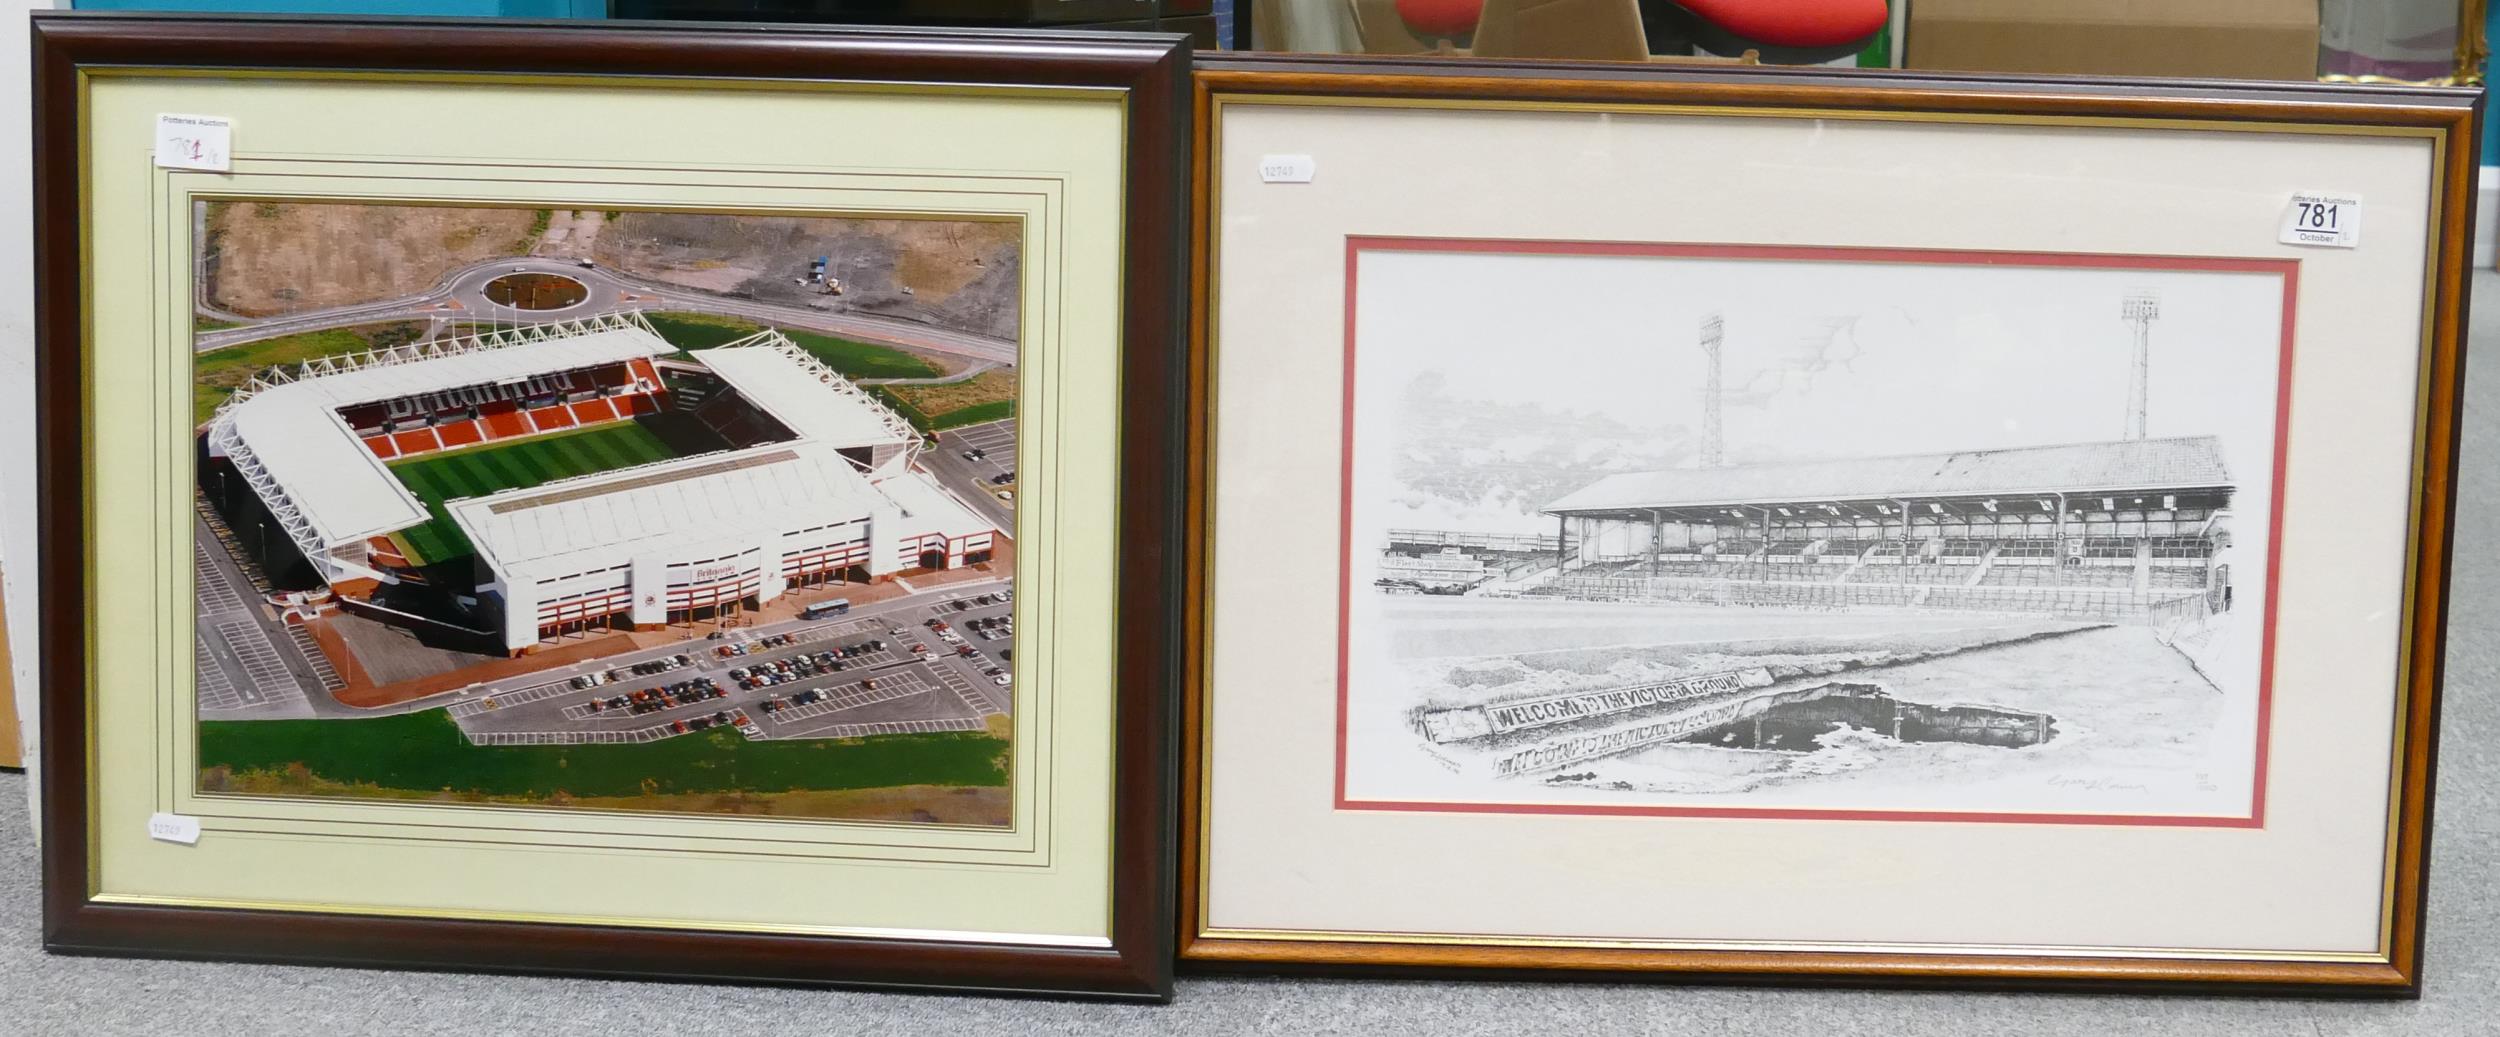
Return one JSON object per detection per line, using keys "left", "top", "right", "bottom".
{"left": 1544, "top": 436, "right": 2233, "bottom": 517}
{"left": 449, "top": 443, "right": 880, "bottom": 583}
{"left": 210, "top": 321, "right": 671, "bottom": 546}
{"left": 449, "top": 440, "right": 992, "bottom": 583}
{"left": 873, "top": 464, "right": 996, "bottom": 541}
{"left": 696, "top": 343, "right": 917, "bottom": 451}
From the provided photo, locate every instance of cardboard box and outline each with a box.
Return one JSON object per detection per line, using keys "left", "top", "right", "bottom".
{"left": 0, "top": 569, "right": 20, "bottom": 770}
{"left": 1907, "top": 0, "right": 2321, "bottom": 82}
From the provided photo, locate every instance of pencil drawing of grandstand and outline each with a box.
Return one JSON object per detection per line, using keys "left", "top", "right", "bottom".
{"left": 1342, "top": 241, "right": 2288, "bottom": 821}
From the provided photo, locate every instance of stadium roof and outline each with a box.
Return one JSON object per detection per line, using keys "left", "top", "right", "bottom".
{"left": 449, "top": 441, "right": 990, "bottom": 583}
{"left": 874, "top": 463, "right": 995, "bottom": 541}
{"left": 1544, "top": 436, "right": 2233, "bottom": 517}
{"left": 448, "top": 443, "right": 878, "bottom": 582}
{"left": 696, "top": 342, "right": 918, "bottom": 451}
{"left": 208, "top": 318, "right": 674, "bottom": 547}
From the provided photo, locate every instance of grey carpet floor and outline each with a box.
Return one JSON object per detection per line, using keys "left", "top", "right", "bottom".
{"left": 2, "top": 274, "right": 2498, "bottom": 1035}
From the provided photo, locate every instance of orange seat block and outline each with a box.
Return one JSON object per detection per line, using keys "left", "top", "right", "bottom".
{"left": 391, "top": 429, "right": 438, "bottom": 456}
{"left": 483, "top": 411, "right": 530, "bottom": 439}
{"left": 436, "top": 420, "right": 484, "bottom": 448}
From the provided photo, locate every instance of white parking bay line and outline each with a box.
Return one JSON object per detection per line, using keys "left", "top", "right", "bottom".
{"left": 448, "top": 681, "right": 577, "bottom": 719}
{"left": 767, "top": 674, "right": 933, "bottom": 726}
{"left": 216, "top": 619, "right": 295, "bottom": 700}
{"left": 934, "top": 664, "right": 1007, "bottom": 716}
{"left": 283, "top": 625, "right": 346, "bottom": 692}
{"left": 195, "top": 639, "right": 250, "bottom": 710}
{"left": 194, "top": 546, "right": 245, "bottom": 615}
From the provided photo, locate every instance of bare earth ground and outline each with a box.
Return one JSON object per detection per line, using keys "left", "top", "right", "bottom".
{"left": 593, "top": 213, "right": 1022, "bottom": 340}
{"left": 534, "top": 209, "right": 606, "bottom": 260}
{"left": 202, "top": 202, "right": 540, "bottom": 315}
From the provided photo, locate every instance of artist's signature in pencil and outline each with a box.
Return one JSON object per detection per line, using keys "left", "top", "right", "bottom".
{"left": 2047, "top": 775, "right": 2149, "bottom": 793}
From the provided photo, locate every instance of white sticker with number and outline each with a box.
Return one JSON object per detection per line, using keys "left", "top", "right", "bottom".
{"left": 1259, "top": 154, "right": 1316, "bottom": 184}
{"left": 147, "top": 812, "right": 202, "bottom": 846}
{"left": 154, "top": 113, "right": 233, "bottom": 172}
{"left": 2280, "top": 192, "right": 2360, "bottom": 248}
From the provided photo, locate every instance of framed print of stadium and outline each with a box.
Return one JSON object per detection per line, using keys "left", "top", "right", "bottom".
{"left": 1182, "top": 55, "right": 2474, "bottom": 994}
{"left": 33, "top": 14, "right": 1188, "bottom": 998}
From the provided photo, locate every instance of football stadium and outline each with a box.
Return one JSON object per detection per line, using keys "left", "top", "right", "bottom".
{"left": 1386, "top": 299, "right": 2241, "bottom": 625}
{"left": 199, "top": 311, "right": 996, "bottom": 654}
{"left": 1356, "top": 299, "right": 2267, "bottom": 816}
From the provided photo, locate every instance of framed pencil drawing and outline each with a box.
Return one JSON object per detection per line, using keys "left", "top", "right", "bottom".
{"left": 1182, "top": 54, "right": 2474, "bottom": 994}
{"left": 36, "top": 13, "right": 1187, "bottom": 999}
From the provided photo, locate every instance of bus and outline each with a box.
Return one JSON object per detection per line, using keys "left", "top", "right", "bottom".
{"left": 800, "top": 598, "right": 852, "bottom": 620}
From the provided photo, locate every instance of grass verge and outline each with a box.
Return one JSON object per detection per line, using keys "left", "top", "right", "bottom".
{"left": 642, "top": 312, "right": 942, "bottom": 380}
{"left": 198, "top": 709, "right": 1010, "bottom": 804}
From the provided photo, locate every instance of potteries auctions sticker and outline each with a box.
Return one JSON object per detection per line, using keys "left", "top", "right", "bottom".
{"left": 2281, "top": 191, "right": 2361, "bottom": 248}
{"left": 154, "top": 113, "right": 232, "bottom": 172}
{"left": 147, "top": 812, "right": 201, "bottom": 846}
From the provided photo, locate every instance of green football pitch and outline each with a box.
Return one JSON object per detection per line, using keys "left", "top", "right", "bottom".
{"left": 389, "top": 422, "right": 680, "bottom": 564}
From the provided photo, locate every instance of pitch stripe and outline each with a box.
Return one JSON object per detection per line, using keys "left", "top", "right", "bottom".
{"left": 477, "top": 450, "right": 534, "bottom": 489}
{"left": 571, "top": 428, "right": 643, "bottom": 471}
{"left": 580, "top": 435, "right": 631, "bottom": 470}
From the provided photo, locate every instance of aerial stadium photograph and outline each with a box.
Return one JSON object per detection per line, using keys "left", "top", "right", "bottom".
{"left": 190, "top": 201, "right": 1023, "bottom": 826}
{"left": 1338, "top": 241, "right": 2290, "bottom": 823}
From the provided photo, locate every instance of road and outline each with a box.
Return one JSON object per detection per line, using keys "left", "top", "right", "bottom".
{"left": 196, "top": 255, "right": 1020, "bottom": 367}
{"left": 924, "top": 419, "right": 1018, "bottom": 533}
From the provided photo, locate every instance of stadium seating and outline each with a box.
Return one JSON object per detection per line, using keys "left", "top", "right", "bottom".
{"left": 1849, "top": 562, "right": 1963, "bottom": 585}
{"left": 435, "top": 421, "right": 484, "bottom": 450}
{"left": 340, "top": 359, "right": 666, "bottom": 464}
{"left": 480, "top": 401, "right": 530, "bottom": 439}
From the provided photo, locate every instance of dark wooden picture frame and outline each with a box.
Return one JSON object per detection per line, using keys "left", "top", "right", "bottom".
{"left": 1179, "top": 52, "right": 2475, "bottom": 995}
{"left": 35, "top": 12, "right": 1188, "bottom": 1001}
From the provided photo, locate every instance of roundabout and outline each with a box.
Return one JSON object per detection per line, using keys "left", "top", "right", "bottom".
{"left": 480, "top": 271, "right": 589, "bottom": 311}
